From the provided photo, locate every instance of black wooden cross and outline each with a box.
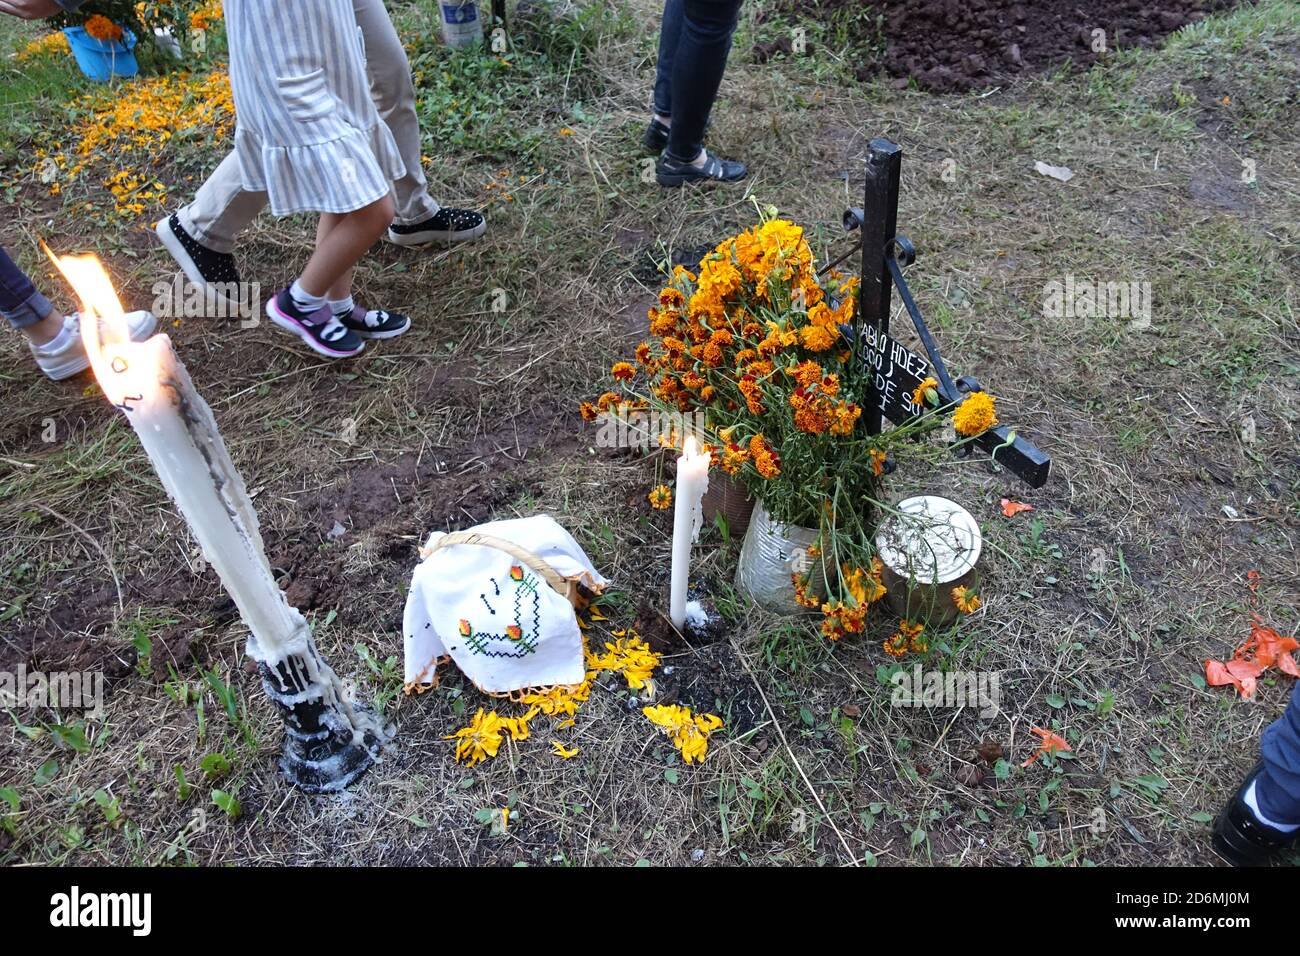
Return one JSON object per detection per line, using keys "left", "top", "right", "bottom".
{"left": 842, "top": 137, "right": 1051, "bottom": 488}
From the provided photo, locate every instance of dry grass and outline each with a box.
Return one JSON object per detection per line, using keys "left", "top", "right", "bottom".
{"left": 0, "top": 0, "right": 1297, "bottom": 866}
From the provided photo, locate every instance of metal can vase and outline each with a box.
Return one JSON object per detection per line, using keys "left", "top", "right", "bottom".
{"left": 701, "top": 471, "right": 755, "bottom": 540}
{"left": 735, "top": 500, "right": 821, "bottom": 613}
{"left": 874, "top": 496, "right": 982, "bottom": 627}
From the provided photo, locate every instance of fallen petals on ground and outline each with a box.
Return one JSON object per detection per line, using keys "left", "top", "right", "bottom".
{"left": 1021, "top": 725, "right": 1071, "bottom": 767}
{"left": 1205, "top": 617, "right": 1299, "bottom": 698}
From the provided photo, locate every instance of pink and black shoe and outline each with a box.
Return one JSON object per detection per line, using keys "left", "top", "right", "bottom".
{"left": 266, "top": 289, "right": 364, "bottom": 358}
{"left": 337, "top": 305, "right": 411, "bottom": 340}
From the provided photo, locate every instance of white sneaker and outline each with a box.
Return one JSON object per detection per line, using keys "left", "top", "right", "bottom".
{"left": 29, "top": 311, "right": 160, "bottom": 381}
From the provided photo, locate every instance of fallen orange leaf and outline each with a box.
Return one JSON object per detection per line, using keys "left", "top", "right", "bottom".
{"left": 1021, "top": 725, "right": 1072, "bottom": 767}
{"left": 1204, "top": 614, "right": 1298, "bottom": 699}
{"left": 1001, "top": 498, "right": 1034, "bottom": 518}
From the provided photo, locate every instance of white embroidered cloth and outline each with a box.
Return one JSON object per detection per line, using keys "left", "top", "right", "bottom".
{"left": 402, "top": 515, "right": 608, "bottom": 694}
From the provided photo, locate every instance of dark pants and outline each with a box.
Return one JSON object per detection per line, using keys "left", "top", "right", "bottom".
{"left": 1258, "top": 684, "right": 1300, "bottom": 822}
{"left": 1, "top": 245, "right": 53, "bottom": 330}
{"left": 652, "top": 0, "right": 743, "bottom": 163}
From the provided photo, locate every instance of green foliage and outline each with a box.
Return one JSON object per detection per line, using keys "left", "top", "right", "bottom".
{"left": 408, "top": 1, "right": 622, "bottom": 156}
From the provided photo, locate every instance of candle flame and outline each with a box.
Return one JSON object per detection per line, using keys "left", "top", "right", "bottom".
{"left": 682, "top": 434, "right": 700, "bottom": 457}
{"left": 45, "top": 246, "right": 159, "bottom": 406}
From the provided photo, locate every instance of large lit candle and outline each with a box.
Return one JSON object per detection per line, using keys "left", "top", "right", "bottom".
{"left": 49, "top": 252, "right": 382, "bottom": 792}
{"left": 670, "top": 434, "right": 710, "bottom": 630}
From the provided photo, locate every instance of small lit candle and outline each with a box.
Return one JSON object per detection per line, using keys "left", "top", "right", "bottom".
{"left": 669, "top": 434, "right": 710, "bottom": 631}
{"left": 49, "top": 251, "right": 381, "bottom": 792}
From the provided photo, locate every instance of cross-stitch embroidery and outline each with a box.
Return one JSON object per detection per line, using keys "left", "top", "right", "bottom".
{"left": 459, "top": 565, "right": 542, "bottom": 658}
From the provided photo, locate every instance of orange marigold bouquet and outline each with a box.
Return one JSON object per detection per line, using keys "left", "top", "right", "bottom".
{"left": 586, "top": 212, "right": 1003, "bottom": 649}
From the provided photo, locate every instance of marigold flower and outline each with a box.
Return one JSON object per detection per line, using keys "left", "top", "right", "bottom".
{"left": 643, "top": 704, "right": 723, "bottom": 764}
{"left": 579, "top": 401, "right": 599, "bottom": 422}
{"left": 648, "top": 484, "right": 672, "bottom": 510}
{"left": 748, "top": 434, "right": 781, "bottom": 478}
{"left": 445, "top": 708, "right": 506, "bottom": 767}
{"left": 952, "top": 585, "right": 981, "bottom": 614}
{"left": 793, "top": 575, "right": 821, "bottom": 609}
{"left": 912, "top": 376, "right": 940, "bottom": 408}
{"left": 869, "top": 447, "right": 887, "bottom": 477}
{"left": 830, "top": 402, "right": 861, "bottom": 436}
{"left": 899, "top": 618, "right": 927, "bottom": 653}
{"left": 953, "top": 391, "right": 998, "bottom": 436}
{"left": 589, "top": 635, "right": 661, "bottom": 689}
{"left": 799, "top": 324, "right": 839, "bottom": 352}
{"left": 85, "top": 14, "right": 124, "bottom": 41}
{"left": 738, "top": 376, "right": 765, "bottom": 415}
{"left": 611, "top": 361, "right": 636, "bottom": 382}
{"left": 786, "top": 360, "right": 819, "bottom": 388}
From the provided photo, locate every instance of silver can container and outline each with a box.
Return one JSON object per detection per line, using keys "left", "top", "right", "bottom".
{"left": 735, "top": 500, "right": 822, "bottom": 613}
{"left": 874, "top": 495, "right": 982, "bottom": 627}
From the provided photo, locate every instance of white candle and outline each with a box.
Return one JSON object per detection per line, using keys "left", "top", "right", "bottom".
{"left": 49, "top": 252, "right": 383, "bottom": 790}
{"left": 51, "top": 253, "right": 308, "bottom": 661}
{"left": 670, "top": 434, "right": 710, "bottom": 630}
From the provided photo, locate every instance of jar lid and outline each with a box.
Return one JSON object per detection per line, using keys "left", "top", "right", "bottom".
{"left": 875, "top": 496, "right": 982, "bottom": 585}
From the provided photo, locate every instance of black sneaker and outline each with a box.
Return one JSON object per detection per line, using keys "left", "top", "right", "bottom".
{"left": 386, "top": 208, "right": 487, "bottom": 246}
{"left": 155, "top": 213, "right": 245, "bottom": 312}
{"left": 337, "top": 305, "right": 411, "bottom": 340}
{"left": 1211, "top": 762, "right": 1300, "bottom": 866}
{"left": 656, "top": 150, "right": 748, "bottom": 187}
{"left": 642, "top": 118, "right": 670, "bottom": 153}
{"left": 266, "top": 289, "right": 364, "bottom": 359}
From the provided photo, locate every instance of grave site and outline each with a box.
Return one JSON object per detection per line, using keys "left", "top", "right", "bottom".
{"left": 0, "top": 0, "right": 1296, "bottom": 882}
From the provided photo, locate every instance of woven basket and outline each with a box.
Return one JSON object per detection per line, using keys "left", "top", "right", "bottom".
{"left": 427, "top": 531, "right": 583, "bottom": 607}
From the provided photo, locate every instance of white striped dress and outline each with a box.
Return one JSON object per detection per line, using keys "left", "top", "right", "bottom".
{"left": 222, "top": 0, "right": 406, "bottom": 216}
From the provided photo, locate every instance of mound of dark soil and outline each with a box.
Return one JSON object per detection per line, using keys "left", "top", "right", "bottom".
{"left": 765, "top": 0, "right": 1241, "bottom": 92}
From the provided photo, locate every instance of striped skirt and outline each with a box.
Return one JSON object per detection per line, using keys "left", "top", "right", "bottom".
{"left": 223, "top": 0, "right": 406, "bottom": 216}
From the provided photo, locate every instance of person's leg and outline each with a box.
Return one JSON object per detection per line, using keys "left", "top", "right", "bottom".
{"left": 297, "top": 198, "right": 394, "bottom": 299}
{"left": 1257, "top": 684, "right": 1300, "bottom": 823}
{"left": 177, "top": 151, "right": 269, "bottom": 254}
{"left": 3, "top": 245, "right": 158, "bottom": 379}
{"left": 157, "top": 151, "right": 260, "bottom": 312}
{"left": 351, "top": 0, "right": 485, "bottom": 245}
{"left": 0, "top": 244, "right": 61, "bottom": 344}
{"left": 266, "top": 196, "right": 403, "bottom": 358}
{"left": 664, "top": 0, "right": 743, "bottom": 164}
{"left": 352, "top": 0, "right": 438, "bottom": 225}
{"left": 653, "top": 0, "right": 685, "bottom": 122}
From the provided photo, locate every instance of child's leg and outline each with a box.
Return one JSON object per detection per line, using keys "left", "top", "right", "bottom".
{"left": 266, "top": 196, "right": 397, "bottom": 358}
{"left": 297, "top": 197, "right": 394, "bottom": 300}
{"left": 316, "top": 203, "right": 412, "bottom": 342}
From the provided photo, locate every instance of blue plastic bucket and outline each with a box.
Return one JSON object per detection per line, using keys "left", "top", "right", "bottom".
{"left": 63, "top": 26, "right": 138, "bottom": 82}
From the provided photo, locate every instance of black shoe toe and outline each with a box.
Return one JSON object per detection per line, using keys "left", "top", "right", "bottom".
{"left": 1211, "top": 762, "right": 1300, "bottom": 866}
